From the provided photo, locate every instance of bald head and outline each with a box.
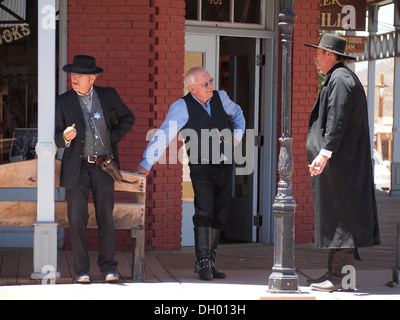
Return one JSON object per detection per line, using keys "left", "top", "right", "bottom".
{"left": 184, "top": 67, "right": 214, "bottom": 105}
{"left": 185, "top": 67, "right": 210, "bottom": 88}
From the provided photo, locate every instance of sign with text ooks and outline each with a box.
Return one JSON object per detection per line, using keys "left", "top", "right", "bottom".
{"left": 320, "top": 0, "right": 366, "bottom": 31}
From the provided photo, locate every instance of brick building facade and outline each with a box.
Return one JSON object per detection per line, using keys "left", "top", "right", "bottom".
{"left": 65, "top": 0, "right": 321, "bottom": 251}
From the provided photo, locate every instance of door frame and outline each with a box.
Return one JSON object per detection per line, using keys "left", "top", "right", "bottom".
{"left": 225, "top": 37, "right": 260, "bottom": 243}
{"left": 258, "top": 37, "right": 278, "bottom": 244}
{"left": 182, "top": 34, "right": 220, "bottom": 246}
{"left": 184, "top": 30, "right": 278, "bottom": 245}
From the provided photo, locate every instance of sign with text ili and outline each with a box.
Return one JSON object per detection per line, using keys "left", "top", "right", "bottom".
{"left": 320, "top": 0, "right": 366, "bottom": 31}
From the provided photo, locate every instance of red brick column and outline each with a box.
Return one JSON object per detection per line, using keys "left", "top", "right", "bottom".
{"left": 147, "top": 0, "right": 185, "bottom": 251}
{"left": 291, "top": 0, "right": 320, "bottom": 244}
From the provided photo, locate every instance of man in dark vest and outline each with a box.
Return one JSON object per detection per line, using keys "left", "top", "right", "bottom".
{"left": 135, "top": 67, "right": 245, "bottom": 280}
{"left": 55, "top": 55, "right": 135, "bottom": 283}
{"left": 305, "top": 34, "right": 380, "bottom": 292}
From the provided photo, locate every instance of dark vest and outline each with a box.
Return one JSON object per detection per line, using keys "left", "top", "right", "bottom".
{"left": 181, "top": 91, "right": 232, "bottom": 164}
{"left": 79, "top": 89, "right": 112, "bottom": 157}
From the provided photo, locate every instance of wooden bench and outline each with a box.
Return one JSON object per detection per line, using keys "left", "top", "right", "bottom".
{"left": 0, "top": 159, "right": 146, "bottom": 280}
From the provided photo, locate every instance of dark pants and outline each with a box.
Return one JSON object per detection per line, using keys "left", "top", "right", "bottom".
{"left": 189, "top": 164, "right": 233, "bottom": 229}
{"left": 67, "top": 161, "right": 118, "bottom": 276}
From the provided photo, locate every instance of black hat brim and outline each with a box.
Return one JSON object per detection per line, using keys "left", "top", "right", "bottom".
{"left": 304, "top": 43, "right": 356, "bottom": 61}
{"left": 62, "top": 64, "right": 104, "bottom": 75}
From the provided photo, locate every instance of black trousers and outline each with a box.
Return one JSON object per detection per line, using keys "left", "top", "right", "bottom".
{"left": 67, "top": 161, "right": 118, "bottom": 276}
{"left": 189, "top": 164, "right": 233, "bottom": 229}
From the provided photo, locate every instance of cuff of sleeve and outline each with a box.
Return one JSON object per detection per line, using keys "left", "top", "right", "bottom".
{"left": 64, "top": 139, "right": 71, "bottom": 148}
{"left": 319, "top": 149, "right": 333, "bottom": 158}
{"left": 139, "top": 159, "right": 153, "bottom": 172}
{"left": 233, "top": 129, "right": 244, "bottom": 143}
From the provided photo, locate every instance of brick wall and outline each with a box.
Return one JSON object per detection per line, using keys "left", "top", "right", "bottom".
{"left": 66, "top": 0, "right": 185, "bottom": 252}
{"left": 64, "top": 0, "right": 321, "bottom": 251}
{"left": 291, "top": 0, "right": 320, "bottom": 243}
{"left": 147, "top": 0, "right": 185, "bottom": 251}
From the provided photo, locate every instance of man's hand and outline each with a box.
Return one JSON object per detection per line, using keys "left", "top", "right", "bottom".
{"left": 309, "top": 155, "right": 328, "bottom": 177}
{"left": 63, "top": 124, "right": 77, "bottom": 142}
{"left": 135, "top": 165, "right": 150, "bottom": 176}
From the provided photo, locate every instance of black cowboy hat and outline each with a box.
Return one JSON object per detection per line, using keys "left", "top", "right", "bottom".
{"left": 305, "top": 33, "right": 356, "bottom": 61}
{"left": 62, "top": 55, "right": 104, "bottom": 75}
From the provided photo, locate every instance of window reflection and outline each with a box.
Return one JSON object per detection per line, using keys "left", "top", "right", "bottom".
{"left": 0, "top": 0, "right": 38, "bottom": 164}
{"left": 234, "top": 0, "right": 261, "bottom": 24}
{"left": 201, "top": 0, "right": 230, "bottom": 22}
{"left": 0, "top": 0, "right": 59, "bottom": 164}
{"left": 185, "top": 0, "right": 263, "bottom": 25}
{"left": 185, "top": 0, "right": 198, "bottom": 20}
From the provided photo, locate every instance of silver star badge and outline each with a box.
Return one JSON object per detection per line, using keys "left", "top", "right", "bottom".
{"left": 93, "top": 112, "right": 101, "bottom": 120}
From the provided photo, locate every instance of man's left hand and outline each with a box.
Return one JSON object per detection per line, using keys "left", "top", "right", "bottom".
{"left": 309, "top": 155, "right": 328, "bottom": 176}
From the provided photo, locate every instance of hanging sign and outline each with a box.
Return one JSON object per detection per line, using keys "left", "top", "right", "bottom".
{"left": 0, "top": 23, "right": 31, "bottom": 46}
{"left": 320, "top": 0, "right": 366, "bottom": 31}
{"left": 343, "top": 35, "right": 366, "bottom": 53}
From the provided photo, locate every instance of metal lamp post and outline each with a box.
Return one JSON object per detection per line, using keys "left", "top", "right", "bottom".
{"left": 268, "top": 0, "right": 299, "bottom": 293}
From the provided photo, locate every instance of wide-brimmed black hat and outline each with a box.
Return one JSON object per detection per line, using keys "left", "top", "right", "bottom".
{"left": 62, "top": 55, "right": 104, "bottom": 75}
{"left": 305, "top": 33, "right": 356, "bottom": 61}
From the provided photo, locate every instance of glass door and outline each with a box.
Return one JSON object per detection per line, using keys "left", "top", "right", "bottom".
{"left": 222, "top": 37, "right": 260, "bottom": 243}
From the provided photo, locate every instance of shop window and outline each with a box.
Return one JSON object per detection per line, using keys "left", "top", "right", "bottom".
{"left": 201, "top": 0, "right": 230, "bottom": 23}
{"left": 186, "top": 0, "right": 262, "bottom": 26}
{"left": 234, "top": 0, "right": 261, "bottom": 24}
{"left": 185, "top": 0, "right": 198, "bottom": 20}
{"left": 0, "top": 0, "right": 59, "bottom": 164}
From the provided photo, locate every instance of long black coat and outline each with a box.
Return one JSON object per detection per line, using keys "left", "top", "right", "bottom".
{"left": 55, "top": 86, "right": 135, "bottom": 189}
{"left": 306, "top": 63, "right": 380, "bottom": 249}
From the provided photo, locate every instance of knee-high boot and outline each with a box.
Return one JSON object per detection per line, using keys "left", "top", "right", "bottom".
{"left": 210, "top": 228, "right": 226, "bottom": 279}
{"left": 194, "top": 227, "right": 212, "bottom": 280}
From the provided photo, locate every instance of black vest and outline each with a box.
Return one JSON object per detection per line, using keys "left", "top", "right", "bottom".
{"left": 181, "top": 91, "right": 232, "bottom": 164}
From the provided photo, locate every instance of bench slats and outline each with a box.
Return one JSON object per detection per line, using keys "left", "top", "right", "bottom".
{"left": 0, "top": 159, "right": 147, "bottom": 280}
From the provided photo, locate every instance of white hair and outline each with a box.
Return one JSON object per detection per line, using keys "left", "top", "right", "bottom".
{"left": 184, "top": 67, "right": 210, "bottom": 88}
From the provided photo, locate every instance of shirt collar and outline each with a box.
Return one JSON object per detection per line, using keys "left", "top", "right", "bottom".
{"left": 190, "top": 92, "right": 211, "bottom": 107}
{"left": 77, "top": 85, "right": 94, "bottom": 98}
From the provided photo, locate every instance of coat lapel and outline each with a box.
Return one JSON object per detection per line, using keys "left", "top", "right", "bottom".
{"left": 94, "top": 86, "right": 111, "bottom": 127}
{"left": 67, "top": 90, "right": 85, "bottom": 125}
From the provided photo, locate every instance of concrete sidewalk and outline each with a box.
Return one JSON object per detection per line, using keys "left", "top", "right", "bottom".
{"left": 0, "top": 243, "right": 399, "bottom": 300}
{"left": 0, "top": 267, "right": 398, "bottom": 300}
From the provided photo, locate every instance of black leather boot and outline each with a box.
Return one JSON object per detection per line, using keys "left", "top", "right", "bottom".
{"left": 210, "top": 228, "right": 226, "bottom": 279}
{"left": 194, "top": 227, "right": 212, "bottom": 280}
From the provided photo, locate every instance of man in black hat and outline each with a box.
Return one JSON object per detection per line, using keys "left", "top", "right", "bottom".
{"left": 55, "top": 55, "right": 135, "bottom": 283}
{"left": 304, "top": 34, "right": 380, "bottom": 292}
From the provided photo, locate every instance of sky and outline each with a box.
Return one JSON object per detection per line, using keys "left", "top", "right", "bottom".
{"left": 377, "top": 3, "right": 395, "bottom": 33}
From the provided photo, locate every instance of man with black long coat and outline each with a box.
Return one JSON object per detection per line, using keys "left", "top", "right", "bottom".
{"left": 305, "top": 34, "right": 380, "bottom": 292}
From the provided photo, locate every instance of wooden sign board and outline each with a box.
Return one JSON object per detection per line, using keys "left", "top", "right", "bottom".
{"left": 343, "top": 35, "right": 366, "bottom": 53}
{"left": 321, "top": 0, "right": 366, "bottom": 31}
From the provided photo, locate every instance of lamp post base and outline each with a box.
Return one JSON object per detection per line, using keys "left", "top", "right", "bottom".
{"left": 268, "top": 270, "right": 299, "bottom": 293}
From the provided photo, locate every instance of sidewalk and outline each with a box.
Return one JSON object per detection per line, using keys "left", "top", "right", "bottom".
{"left": 0, "top": 244, "right": 399, "bottom": 300}
{"left": 0, "top": 189, "right": 399, "bottom": 300}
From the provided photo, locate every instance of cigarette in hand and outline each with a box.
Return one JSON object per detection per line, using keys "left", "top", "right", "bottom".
{"left": 308, "top": 165, "right": 321, "bottom": 170}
